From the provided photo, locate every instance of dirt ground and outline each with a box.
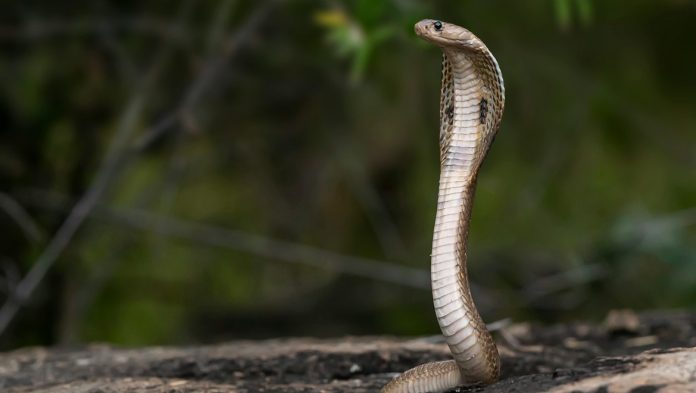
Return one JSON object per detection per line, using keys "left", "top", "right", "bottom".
{"left": 1, "top": 310, "right": 695, "bottom": 392}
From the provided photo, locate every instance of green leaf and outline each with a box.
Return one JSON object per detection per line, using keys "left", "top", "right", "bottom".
{"left": 555, "top": 0, "right": 572, "bottom": 30}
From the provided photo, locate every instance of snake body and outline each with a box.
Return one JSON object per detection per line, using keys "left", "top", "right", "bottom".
{"left": 381, "top": 20, "right": 505, "bottom": 393}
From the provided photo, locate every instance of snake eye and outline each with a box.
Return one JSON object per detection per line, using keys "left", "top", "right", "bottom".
{"left": 433, "top": 21, "right": 443, "bottom": 31}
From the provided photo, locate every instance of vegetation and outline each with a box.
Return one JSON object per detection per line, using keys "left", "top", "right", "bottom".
{"left": 0, "top": 1, "right": 694, "bottom": 349}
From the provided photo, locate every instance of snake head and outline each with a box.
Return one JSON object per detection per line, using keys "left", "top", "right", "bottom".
{"left": 415, "top": 19, "right": 482, "bottom": 50}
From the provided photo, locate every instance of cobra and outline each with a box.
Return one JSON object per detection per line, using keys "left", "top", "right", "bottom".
{"left": 381, "top": 19, "right": 505, "bottom": 393}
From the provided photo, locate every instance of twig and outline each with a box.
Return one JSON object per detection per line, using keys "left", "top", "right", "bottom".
{"left": 110, "top": 208, "right": 430, "bottom": 289}
{"left": 522, "top": 262, "right": 607, "bottom": 301}
{"left": 499, "top": 327, "right": 524, "bottom": 350}
{"left": 486, "top": 317, "right": 513, "bottom": 332}
{"left": 18, "top": 189, "right": 431, "bottom": 290}
{"left": 0, "top": 192, "right": 44, "bottom": 244}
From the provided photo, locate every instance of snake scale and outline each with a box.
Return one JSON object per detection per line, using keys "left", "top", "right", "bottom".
{"left": 380, "top": 20, "right": 505, "bottom": 393}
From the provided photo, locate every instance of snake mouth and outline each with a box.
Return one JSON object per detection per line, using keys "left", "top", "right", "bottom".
{"left": 414, "top": 19, "right": 432, "bottom": 35}
{"left": 414, "top": 19, "right": 440, "bottom": 41}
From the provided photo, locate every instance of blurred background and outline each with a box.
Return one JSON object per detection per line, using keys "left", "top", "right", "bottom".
{"left": 0, "top": 0, "right": 694, "bottom": 350}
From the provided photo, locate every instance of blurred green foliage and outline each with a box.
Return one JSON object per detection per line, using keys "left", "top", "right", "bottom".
{"left": 0, "top": 0, "right": 694, "bottom": 349}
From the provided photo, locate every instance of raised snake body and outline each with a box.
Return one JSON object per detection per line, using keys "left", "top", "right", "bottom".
{"left": 380, "top": 20, "right": 505, "bottom": 393}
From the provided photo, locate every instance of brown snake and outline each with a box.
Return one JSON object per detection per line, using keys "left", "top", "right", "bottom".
{"left": 380, "top": 20, "right": 505, "bottom": 393}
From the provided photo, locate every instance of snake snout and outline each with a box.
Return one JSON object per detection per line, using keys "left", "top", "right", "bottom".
{"left": 414, "top": 19, "right": 436, "bottom": 37}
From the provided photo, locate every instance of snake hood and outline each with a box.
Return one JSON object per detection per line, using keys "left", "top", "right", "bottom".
{"left": 416, "top": 18, "right": 505, "bottom": 170}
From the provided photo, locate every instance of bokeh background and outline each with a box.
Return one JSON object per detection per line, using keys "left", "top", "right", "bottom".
{"left": 0, "top": 0, "right": 694, "bottom": 350}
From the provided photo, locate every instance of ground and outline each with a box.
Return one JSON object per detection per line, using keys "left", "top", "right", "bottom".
{"left": 1, "top": 310, "right": 695, "bottom": 392}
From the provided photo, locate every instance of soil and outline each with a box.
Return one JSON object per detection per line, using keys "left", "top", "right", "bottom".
{"left": 1, "top": 310, "right": 695, "bottom": 392}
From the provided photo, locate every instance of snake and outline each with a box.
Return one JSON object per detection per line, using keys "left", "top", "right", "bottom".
{"left": 380, "top": 19, "right": 505, "bottom": 393}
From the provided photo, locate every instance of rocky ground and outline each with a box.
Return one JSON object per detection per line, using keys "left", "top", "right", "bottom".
{"left": 1, "top": 310, "right": 695, "bottom": 392}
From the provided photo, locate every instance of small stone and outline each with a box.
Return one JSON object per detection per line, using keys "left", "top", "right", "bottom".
{"left": 625, "top": 335, "right": 659, "bottom": 348}
{"left": 604, "top": 309, "right": 641, "bottom": 334}
{"left": 75, "top": 358, "right": 90, "bottom": 366}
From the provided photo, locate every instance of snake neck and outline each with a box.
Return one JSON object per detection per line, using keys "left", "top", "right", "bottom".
{"left": 430, "top": 51, "right": 500, "bottom": 384}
